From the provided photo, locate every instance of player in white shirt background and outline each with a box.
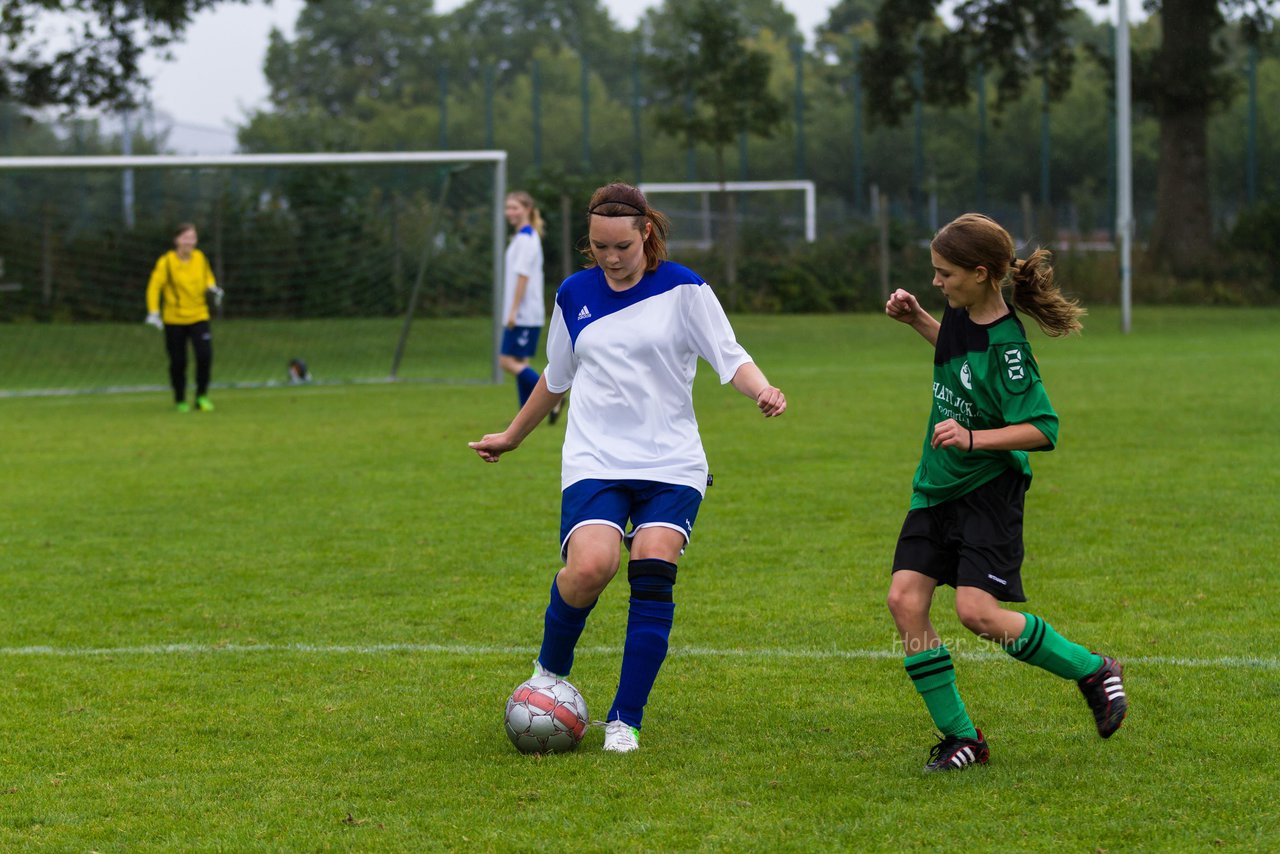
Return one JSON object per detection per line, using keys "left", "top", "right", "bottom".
{"left": 498, "top": 190, "right": 559, "bottom": 419}
{"left": 470, "top": 181, "right": 786, "bottom": 752}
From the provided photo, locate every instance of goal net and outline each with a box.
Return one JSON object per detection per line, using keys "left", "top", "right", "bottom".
{"left": 0, "top": 151, "right": 507, "bottom": 397}
{"left": 638, "top": 180, "right": 816, "bottom": 250}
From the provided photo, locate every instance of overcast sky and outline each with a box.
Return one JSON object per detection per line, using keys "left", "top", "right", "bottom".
{"left": 143, "top": 0, "right": 1119, "bottom": 153}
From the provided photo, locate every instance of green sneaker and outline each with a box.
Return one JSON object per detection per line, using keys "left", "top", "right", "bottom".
{"left": 175, "top": 402, "right": 191, "bottom": 413}
{"left": 195, "top": 395, "right": 215, "bottom": 412}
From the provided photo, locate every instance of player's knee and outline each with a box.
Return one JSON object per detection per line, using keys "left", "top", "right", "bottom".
{"left": 628, "top": 558, "right": 677, "bottom": 604}
{"left": 954, "top": 597, "right": 999, "bottom": 637}
{"left": 563, "top": 559, "right": 616, "bottom": 593}
{"left": 886, "top": 585, "right": 925, "bottom": 623}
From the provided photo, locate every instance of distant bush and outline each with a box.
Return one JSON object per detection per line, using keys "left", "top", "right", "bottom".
{"left": 676, "top": 221, "right": 934, "bottom": 314}
{"left": 1224, "top": 200, "right": 1280, "bottom": 298}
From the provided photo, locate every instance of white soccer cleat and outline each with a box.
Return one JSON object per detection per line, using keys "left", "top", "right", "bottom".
{"left": 602, "top": 719, "right": 640, "bottom": 753}
{"left": 530, "top": 659, "right": 562, "bottom": 680}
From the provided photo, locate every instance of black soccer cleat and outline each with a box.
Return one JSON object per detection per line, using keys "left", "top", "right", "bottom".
{"left": 548, "top": 399, "right": 565, "bottom": 425}
{"left": 924, "top": 728, "right": 989, "bottom": 772}
{"left": 1078, "top": 654, "right": 1128, "bottom": 738}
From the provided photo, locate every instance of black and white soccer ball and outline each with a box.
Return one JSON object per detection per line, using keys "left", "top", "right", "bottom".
{"left": 504, "top": 676, "right": 589, "bottom": 754}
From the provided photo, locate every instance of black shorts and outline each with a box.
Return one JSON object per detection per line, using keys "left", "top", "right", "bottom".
{"left": 892, "top": 468, "right": 1029, "bottom": 602}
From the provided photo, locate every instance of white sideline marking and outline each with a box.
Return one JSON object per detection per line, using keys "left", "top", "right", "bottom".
{"left": 0, "top": 642, "right": 1276, "bottom": 671}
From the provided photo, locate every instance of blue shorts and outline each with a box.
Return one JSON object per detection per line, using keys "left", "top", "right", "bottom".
{"left": 559, "top": 479, "right": 703, "bottom": 560}
{"left": 501, "top": 326, "right": 541, "bottom": 359}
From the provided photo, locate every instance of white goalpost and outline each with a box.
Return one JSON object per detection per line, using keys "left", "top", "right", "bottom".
{"left": 639, "top": 180, "right": 817, "bottom": 248}
{"left": 0, "top": 150, "right": 508, "bottom": 395}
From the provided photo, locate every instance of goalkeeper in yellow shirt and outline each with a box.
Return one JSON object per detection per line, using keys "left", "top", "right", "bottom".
{"left": 145, "top": 223, "right": 222, "bottom": 412}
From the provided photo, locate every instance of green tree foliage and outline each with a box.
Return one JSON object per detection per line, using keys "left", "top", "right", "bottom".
{"left": 260, "top": 0, "right": 445, "bottom": 115}
{"left": 818, "top": 0, "right": 881, "bottom": 35}
{"left": 257, "top": 0, "right": 632, "bottom": 119}
{"left": 860, "top": 0, "right": 1079, "bottom": 127}
{"left": 0, "top": 0, "right": 247, "bottom": 109}
{"left": 4, "top": 1, "right": 1277, "bottom": 313}
{"left": 641, "top": 0, "right": 787, "bottom": 296}
{"left": 855, "top": 0, "right": 1276, "bottom": 275}
{"left": 643, "top": 0, "right": 786, "bottom": 179}
{"left": 438, "top": 0, "right": 634, "bottom": 92}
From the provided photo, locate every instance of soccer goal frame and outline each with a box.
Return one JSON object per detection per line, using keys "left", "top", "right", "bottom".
{"left": 638, "top": 180, "right": 817, "bottom": 247}
{"left": 0, "top": 150, "right": 509, "bottom": 385}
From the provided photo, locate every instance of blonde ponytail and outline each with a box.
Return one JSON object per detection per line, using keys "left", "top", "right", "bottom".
{"left": 507, "top": 191, "right": 545, "bottom": 238}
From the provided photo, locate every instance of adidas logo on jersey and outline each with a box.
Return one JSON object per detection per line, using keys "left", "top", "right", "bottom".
{"left": 577, "top": 305, "right": 592, "bottom": 321}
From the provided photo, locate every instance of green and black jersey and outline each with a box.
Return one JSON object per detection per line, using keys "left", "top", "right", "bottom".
{"left": 909, "top": 305, "right": 1059, "bottom": 510}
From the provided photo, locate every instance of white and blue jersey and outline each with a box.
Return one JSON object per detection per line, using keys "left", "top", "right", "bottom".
{"left": 503, "top": 225, "right": 545, "bottom": 328}
{"left": 543, "top": 261, "right": 752, "bottom": 495}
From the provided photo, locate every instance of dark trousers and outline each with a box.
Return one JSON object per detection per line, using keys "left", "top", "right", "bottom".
{"left": 164, "top": 321, "right": 213, "bottom": 402}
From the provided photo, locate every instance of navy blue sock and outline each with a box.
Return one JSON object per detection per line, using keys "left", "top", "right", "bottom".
{"left": 516, "top": 367, "right": 540, "bottom": 407}
{"left": 608, "top": 558, "right": 677, "bottom": 730}
{"left": 537, "top": 576, "right": 595, "bottom": 677}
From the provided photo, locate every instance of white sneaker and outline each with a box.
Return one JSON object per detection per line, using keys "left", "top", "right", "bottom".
{"left": 530, "top": 660, "right": 561, "bottom": 680}
{"left": 603, "top": 719, "right": 640, "bottom": 753}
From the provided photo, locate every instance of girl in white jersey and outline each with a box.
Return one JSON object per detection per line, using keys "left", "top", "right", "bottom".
{"left": 470, "top": 182, "right": 786, "bottom": 752}
{"left": 499, "top": 191, "right": 555, "bottom": 416}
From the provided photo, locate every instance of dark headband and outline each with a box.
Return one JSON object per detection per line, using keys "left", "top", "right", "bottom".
{"left": 588, "top": 199, "right": 647, "bottom": 217}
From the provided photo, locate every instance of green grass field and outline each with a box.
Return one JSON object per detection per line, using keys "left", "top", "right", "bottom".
{"left": 2, "top": 307, "right": 1278, "bottom": 851}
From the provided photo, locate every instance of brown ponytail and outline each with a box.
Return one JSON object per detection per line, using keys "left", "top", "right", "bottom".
{"left": 1009, "top": 249, "right": 1084, "bottom": 337}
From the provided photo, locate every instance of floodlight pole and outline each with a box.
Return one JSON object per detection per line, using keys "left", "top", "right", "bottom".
{"left": 1116, "top": 0, "right": 1134, "bottom": 334}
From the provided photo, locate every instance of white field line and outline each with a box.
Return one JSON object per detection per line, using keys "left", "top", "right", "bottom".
{"left": 0, "top": 642, "right": 1276, "bottom": 671}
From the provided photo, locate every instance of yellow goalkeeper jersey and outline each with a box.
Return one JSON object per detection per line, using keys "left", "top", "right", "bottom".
{"left": 146, "top": 249, "right": 217, "bottom": 324}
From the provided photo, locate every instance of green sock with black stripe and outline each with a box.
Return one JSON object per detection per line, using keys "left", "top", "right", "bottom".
{"left": 1004, "top": 613, "right": 1104, "bottom": 680}
{"left": 904, "top": 646, "right": 978, "bottom": 740}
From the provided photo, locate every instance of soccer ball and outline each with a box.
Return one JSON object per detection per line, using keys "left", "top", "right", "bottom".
{"left": 504, "top": 676, "right": 589, "bottom": 754}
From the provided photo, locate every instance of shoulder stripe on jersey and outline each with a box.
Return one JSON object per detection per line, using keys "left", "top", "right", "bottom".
{"left": 933, "top": 305, "right": 1027, "bottom": 365}
{"left": 556, "top": 261, "right": 705, "bottom": 347}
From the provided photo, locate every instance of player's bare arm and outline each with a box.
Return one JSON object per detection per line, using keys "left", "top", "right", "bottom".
{"left": 469, "top": 374, "right": 567, "bottom": 462}
{"left": 930, "top": 419, "right": 1051, "bottom": 452}
{"left": 730, "top": 362, "right": 786, "bottom": 417}
{"left": 886, "top": 288, "right": 940, "bottom": 346}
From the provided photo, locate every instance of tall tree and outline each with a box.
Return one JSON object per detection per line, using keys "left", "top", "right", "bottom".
{"left": 643, "top": 0, "right": 786, "bottom": 295}
{"left": 858, "top": 0, "right": 1275, "bottom": 275}
{"left": 438, "top": 0, "right": 632, "bottom": 92}
{"left": 1, "top": 0, "right": 247, "bottom": 109}
{"left": 1138, "top": 0, "right": 1241, "bottom": 271}
{"left": 261, "top": 0, "right": 444, "bottom": 116}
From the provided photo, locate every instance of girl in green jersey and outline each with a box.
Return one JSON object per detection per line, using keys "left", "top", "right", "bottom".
{"left": 884, "top": 213, "right": 1127, "bottom": 772}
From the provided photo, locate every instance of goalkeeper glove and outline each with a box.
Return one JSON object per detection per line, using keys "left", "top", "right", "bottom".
{"left": 205, "top": 286, "right": 224, "bottom": 309}
{"left": 145, "top": 312, "right": 163, "bottom": 329}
